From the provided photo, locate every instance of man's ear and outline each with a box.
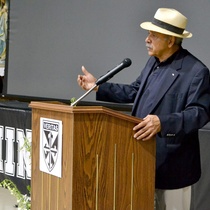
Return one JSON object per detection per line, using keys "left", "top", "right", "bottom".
{"left": 168, "top": 36, "right": 176, "bottom": 48}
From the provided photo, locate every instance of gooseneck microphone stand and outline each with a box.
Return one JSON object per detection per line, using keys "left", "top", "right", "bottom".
{"left": 70, "top": 84, "right": 97, "bottom": 107}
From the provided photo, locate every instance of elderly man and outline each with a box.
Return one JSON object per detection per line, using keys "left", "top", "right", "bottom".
{"left": 77, "top": 8, "right": 210, "bottom": 210}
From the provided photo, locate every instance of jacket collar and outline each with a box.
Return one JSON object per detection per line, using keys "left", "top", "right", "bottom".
{"left": 132, "top": 48, "right": 187, "bottom": 117}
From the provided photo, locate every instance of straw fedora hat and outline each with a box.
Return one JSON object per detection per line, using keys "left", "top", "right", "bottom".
{"left": 140, "top": 8, "right": 192, "bottom": 38}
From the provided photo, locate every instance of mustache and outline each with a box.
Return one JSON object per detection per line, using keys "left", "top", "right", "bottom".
{"left": 146, "top": 44, "right": 152, "bottom": 49}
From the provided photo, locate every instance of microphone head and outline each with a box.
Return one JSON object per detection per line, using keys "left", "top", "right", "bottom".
{"left": 123, "top": 58, "right": 132, "bottom": 67}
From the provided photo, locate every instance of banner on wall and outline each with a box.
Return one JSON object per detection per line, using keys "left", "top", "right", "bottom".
{"left": 0, "top": 101, "right": 31, "bottom": 194}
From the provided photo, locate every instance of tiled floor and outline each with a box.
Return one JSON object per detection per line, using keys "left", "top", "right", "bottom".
{"left": 0, "top": 187, "right": 17, "bottom": 210}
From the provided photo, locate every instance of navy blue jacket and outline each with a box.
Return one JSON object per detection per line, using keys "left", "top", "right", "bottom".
{"left": 96, "top": 48, "right": 210, "bottom": 189}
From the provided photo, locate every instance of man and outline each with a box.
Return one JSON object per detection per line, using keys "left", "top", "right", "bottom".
{"left": 77, "top": 8, "right": 210, "bottom": 210}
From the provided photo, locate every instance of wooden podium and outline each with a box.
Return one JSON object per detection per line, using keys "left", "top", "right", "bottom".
{"left": 30, "top": 102, "right": 155, "bottom": 210}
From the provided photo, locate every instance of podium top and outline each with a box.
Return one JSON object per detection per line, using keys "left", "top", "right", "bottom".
{"left": 29, "top": 101, "right": 141, "bottom": 124}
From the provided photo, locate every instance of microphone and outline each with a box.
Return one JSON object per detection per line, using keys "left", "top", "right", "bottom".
{"left": 95, "top": 58, "right": 132, "bottom": 85}
{"left": 71, "top": 58, "right": 132, "bottom": 106}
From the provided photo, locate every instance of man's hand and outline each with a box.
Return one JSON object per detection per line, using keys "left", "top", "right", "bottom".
{"left": 77, "top": 66, "right": 97, "bottom": 91}
{"left": 133, "top": 115, "right": 161, "bottom": 141}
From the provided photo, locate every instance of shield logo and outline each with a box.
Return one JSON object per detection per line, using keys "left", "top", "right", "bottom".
{"left": 40, "top": 118, "right": 62, "bottom": 177}
{"left": 42, "top": 129, "right": 59, "bottom": 172}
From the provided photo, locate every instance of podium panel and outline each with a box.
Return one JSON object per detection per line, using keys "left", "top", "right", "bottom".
{"left": 30, "top": 102, "right": 155, "bottom": 210}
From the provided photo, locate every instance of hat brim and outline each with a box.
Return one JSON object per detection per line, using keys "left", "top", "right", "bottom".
{"left": 140, "top": 22, "right": 192, "bottom": 38}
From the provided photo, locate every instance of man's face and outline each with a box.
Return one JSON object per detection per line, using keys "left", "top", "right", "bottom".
{"left": 145, "top": 31, "right": 170, "bottom": 61}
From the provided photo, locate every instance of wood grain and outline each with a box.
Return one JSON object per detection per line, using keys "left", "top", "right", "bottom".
{"left": 30, "top": 102, "right": 155, "bottom": 210}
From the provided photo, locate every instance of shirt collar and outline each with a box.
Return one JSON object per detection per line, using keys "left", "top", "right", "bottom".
{"left": 155, "top": 47, "right": 182, "bottom": 67}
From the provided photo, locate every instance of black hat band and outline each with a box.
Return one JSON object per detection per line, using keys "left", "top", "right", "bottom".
{"left": 152, "top": 18, "right": 184, "bottom": 35}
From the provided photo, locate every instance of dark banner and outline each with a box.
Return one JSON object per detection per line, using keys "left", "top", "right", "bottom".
{"left": 0, "top": 100, "right": 31, "bottom": 194}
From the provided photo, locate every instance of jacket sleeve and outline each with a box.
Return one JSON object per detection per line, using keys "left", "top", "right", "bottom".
{"left": 96, "top": 75, "right": 142, "bottom": 103}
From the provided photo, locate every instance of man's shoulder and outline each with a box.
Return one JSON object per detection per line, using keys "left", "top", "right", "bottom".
{"left": 179, "top": 48, "right": 207, "bottom": 68}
